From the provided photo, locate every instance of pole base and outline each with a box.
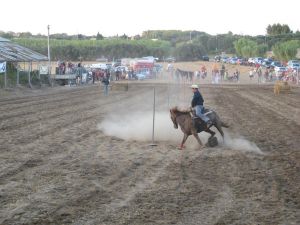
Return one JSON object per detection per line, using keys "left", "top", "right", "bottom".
{"left": 149, "top": 143, "right": 158, "bottom": 147}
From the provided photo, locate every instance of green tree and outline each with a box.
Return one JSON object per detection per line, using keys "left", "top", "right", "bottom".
{"left": 96, "top": 32, "right": 104, "bottom": 40}
{"left": 174, "top": 43, "right": 206, "bottom": 61}
{"left": 272, "top": 40, "right": 300, "bottom": 61}
{"left": 266, "top": 23, "right": 292, "bottom": 35}
{"left": 234, "top": 38, "right": 259, "bottom": 57}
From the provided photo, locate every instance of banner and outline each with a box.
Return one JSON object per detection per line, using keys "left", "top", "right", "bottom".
{"left": 39, "top": 65, "right": 49, "bottom": 75}
{"left": 0, "top": 62, "right": 6, "bottom": 73}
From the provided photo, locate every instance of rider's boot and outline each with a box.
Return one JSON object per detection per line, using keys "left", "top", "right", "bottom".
{"left": 206, "top": 120, "right": 212, "bottom": 129}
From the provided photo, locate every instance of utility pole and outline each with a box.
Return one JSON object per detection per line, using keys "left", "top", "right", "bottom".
{"left": 47, "top": 25, "right": 51, "bottom": 75}
{"left": 216, "top": 34, "right": 218, "bottom": 52}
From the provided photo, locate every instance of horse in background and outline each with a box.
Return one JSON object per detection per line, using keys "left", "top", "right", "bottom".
{"left": 176, "top": 68, "right": 194, "bottom": 83}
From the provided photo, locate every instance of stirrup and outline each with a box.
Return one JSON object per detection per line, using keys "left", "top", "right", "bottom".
{"left": 207, "top": 120, "right": 212, "bottom": 126}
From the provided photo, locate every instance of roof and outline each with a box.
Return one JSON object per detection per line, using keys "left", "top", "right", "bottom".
{"left": 0, "top": 37, "right": 48, "bottom": 62}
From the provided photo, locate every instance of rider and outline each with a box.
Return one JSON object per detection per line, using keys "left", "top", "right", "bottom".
{"left": 191, "top": 84, "right": 212, "bottom": 128}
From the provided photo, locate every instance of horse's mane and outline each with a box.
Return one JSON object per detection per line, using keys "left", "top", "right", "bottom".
{"left": 170, "top": 106, "right": 191, "bottom": 114}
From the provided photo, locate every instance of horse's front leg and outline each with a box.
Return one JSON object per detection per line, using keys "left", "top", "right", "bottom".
{"left": 205, "top": 128, "right": 215, "bottom": 137}
{"left": 193, "top": 133, "right": 203, "bottom": 147}
{"left": 179, "top": 133, "right": 189, "bottom": 150}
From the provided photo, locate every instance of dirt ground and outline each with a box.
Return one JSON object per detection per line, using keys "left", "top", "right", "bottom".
{"left": 0, "top": 76, "right": 299, "bottom": 225}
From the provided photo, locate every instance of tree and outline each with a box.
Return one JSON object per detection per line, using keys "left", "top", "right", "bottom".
{"left": 272, "top": 40, "right": 300, "bottom": 61}
{"left": 120, "top": 33, "right": 128, "bottom": 39}
{"left": 0, "top": 31, "right": 13, "bottom": 39}
{"left": 96, "top": 32, "right": 104, "bottom": 40}
{"left": 19, "top": 32, "right": 32, "bottom": 38}
{"left": 174, "top": 43, "right": 206, "bottom": 61}
{"left": 266, "top": 23, "right": 292, "bottom": 35}
{"left": 257, "top": 44, "right": 268, "bottom": 56}
{"left": 234, "top": 38, "right": 260, "bottom": 57}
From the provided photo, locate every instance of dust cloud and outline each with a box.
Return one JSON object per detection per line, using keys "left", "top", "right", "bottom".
{"left": 98, "top": 111, "right": 262, "bottom": 154}
{"left": 223, "top": 133, "right": 263, "bottom": 154}
{"left": 98, "top": 111, "right": 180, "bottom": 142}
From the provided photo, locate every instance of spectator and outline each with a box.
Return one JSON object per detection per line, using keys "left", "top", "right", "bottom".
{"left": 102, "top": 74, "right": 110, "bottom": 96}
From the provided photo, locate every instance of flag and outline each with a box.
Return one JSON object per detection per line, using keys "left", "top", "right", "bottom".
{"left": 0, "top": 62, "right": 6, "bottom": 73}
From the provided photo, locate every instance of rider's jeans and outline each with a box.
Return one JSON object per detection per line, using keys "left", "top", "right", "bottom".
{"left": 194, "top": 105, "right": 210, "bottom": 123}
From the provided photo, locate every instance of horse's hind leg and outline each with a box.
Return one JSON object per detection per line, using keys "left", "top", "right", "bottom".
{"left": 180, "top": 134, "right": 189, "bottom": 149}
{"left": 193, "top": 133, "right": 203, "bottom": 147}
{"left": 215, "top": 125, "right": 225, "bottom": 141}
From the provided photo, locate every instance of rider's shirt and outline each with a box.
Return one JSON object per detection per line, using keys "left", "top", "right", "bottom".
{"left": 191, "top": 90, "right": 204, "bottom": 107}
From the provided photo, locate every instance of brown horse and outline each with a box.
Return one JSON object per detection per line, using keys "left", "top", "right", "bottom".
{"left": 170, "top": 106, "right": 229, "bottom": 149}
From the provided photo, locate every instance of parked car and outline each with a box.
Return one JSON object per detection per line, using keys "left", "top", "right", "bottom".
{"left": 287, "top": 60, "right": 300, "bottom": 67}
{"left": 270, "top": 61, "right": 282, "bottom": 68}
{"left": 262, "top": 59, "right": 272, "bottom": 68}
{"left": 135, "top": 68, "right": 152, "bottom": 80}
{"left": 288, "top": 63, "right": 300, "bottom": 70}
{"left": 274, "top": 66, "right": 287, "bottom": 77}
{"left": 114, "top": 66, "right": 128, "bottom": 72}
{"left": 221, "top": 56, "right": 229, "bottom": 63}
{"left": 254, "top": 57, "right": 264, "bottom": 65}
{"left": 202, "top": 55, "right": 209, "bottom": 61}
{"left": 229, "top": 57, "right": 238, "bottom": 64}
{"left": 135, "top": 73, "right": 146, "bottom": 80}
{"left": 248, "top": 58, "right": 255, "bottom": 64}
{"left": 237, "top": 58, "right": 246, "bottom": 65}
{"left": 165, "top": 57, "right": 176, "bottom": 63}
{"left": 214, "top": 55, "right": 221, "bottom": 62}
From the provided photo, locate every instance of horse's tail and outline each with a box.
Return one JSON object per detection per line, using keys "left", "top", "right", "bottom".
{"left": 221, "top": 121, "right": 229, "bottom": 128}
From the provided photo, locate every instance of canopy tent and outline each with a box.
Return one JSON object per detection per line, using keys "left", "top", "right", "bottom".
{"left": 0, "top": 37, "right": 47, "bottom": 62}
{"left": 0, "top": 37, "right": 48, "bottom": 88}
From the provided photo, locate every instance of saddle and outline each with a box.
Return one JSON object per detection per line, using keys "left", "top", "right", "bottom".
{"left": 191, "top": 108, "right": 212, "bottom": 133}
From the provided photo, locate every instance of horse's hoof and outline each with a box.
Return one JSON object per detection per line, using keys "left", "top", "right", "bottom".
{"left": 206, "top": 136, "right": 218, "bottom": 147}
{"left": 177, "top": 145, "right": 185, "bottom": 150}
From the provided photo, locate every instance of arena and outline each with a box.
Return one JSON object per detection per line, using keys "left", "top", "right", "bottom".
{"left": 0, "top": 72, "right": 299, "bottom": 224}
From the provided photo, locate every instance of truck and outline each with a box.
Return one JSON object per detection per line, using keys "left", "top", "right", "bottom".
{"left": 54, "top": 67, "right": 90, "bottom": 85}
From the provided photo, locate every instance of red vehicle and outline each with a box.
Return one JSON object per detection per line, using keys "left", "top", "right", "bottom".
{"left": 131, "top": 59, "right": 154, "bottom": 71}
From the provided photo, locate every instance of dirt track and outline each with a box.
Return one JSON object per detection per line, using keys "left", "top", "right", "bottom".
{"left": 0, "top": 81, "right": 299, "bottom": 225}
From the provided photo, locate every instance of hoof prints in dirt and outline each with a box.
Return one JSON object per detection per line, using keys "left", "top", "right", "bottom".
{"left": 0, "top": 84, "right": 299, "bottom": 225}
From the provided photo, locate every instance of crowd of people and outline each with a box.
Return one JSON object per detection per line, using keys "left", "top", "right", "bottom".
{"left": 56, "top": 60, "right": 80, "bottom": 75}
{"left": 249, "top": 64, "right": 299, "bottom": 84}
{"left": 167, "top": 63, "right": 240, "bottom": 84}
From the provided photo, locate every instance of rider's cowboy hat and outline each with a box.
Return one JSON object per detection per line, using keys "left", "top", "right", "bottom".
{"left": 191, "top": 84, "right": 199, "bottom": 89}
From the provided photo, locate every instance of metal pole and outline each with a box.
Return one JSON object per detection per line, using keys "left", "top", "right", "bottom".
{"left": 47, "top": 25, "right": 51, "bottom": 70}
{"left": 297, "top": 67, "right": 299, "bottom": 85}
{"left": 216, "top": 34, "right": 218, "bottom": 52}
{"left": 28, "top": 61, "right": 32, "bottom": 88}
{"left": 38, "top": 62, "right": 41, "bottom": 80}
{"left": 28, "top": 62, "right": 30, "bottom": 87}
{"left": 47, "top": 25, "right": 52, "bottom": 86}
{"left": 17, "top": 62, "right": 19, "bottom": 86}
{"left": 167, "top": 79, "right": 170, "bottom": 108}
{"left": 150, "top": 87, "right": 157, "bottom": 146}
{"left": 4, "top": 62, "right": 7, "bottom": 89}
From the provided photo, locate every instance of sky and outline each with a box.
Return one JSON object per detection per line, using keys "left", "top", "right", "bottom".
{"left": 1, "top": 0, "right": 300, "bottom": 37}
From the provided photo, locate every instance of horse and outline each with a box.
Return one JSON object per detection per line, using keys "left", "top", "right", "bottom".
{"left": 176, "top": 68, "right": 192, "bottom": 82}
{"left": 170, "top": 106, "right": 229, "bottom": 149}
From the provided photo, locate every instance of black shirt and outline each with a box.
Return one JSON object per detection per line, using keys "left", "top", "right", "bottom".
{"left": 191, "top": 90, "right": 204, "bottom": 107}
